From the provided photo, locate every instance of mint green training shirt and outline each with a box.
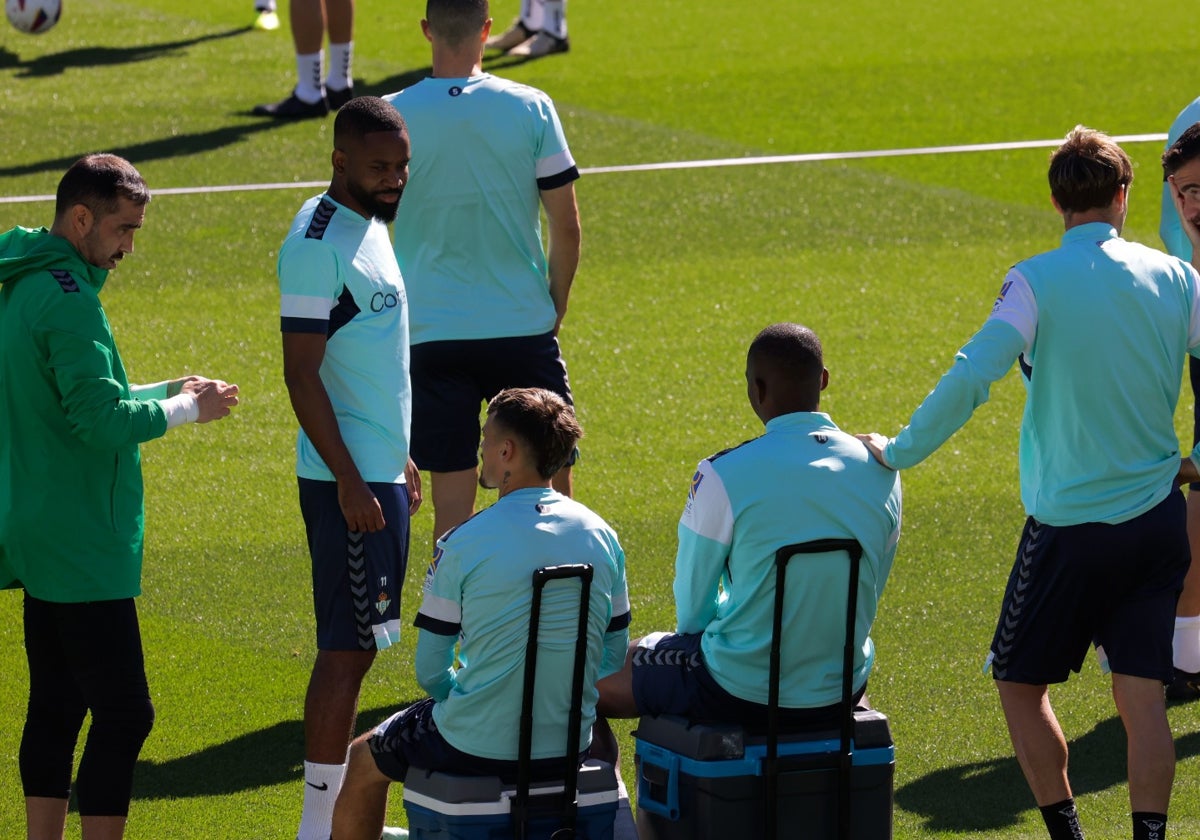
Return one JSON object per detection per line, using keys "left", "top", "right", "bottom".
{"left": 386, "top": 74, "right": 579, "bottom": 345}
{"left": 413, "top": 488, "right": 629, "bottom": 761}
{"left": 676, "top": 412, "right": 902, "bottom": 709}
{"left": 1161, "top": 96, "right": 1200, "bottom": 260}
{"left": 0, "top": 226, "right": 170, "bottom": 601}
{"left": 278, "top": 195, "right": 412, "bottom": 483}
{"left": 886, "top": 222, "right": 1200, "bottom": 525}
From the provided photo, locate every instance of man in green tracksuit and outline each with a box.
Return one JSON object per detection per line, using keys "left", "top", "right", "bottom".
{"left": 0, "top": 154, "right": 240, "bottom": 840}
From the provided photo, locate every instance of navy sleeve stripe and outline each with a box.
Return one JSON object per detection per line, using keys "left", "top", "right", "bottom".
{"left": 606, "top": 610, "right": 631, "bottom": 633}
{"left": 414, "top": 612, "right": 461, "bottom": 636}
{"left": 281, "top": 316, "right": 329, "bottom": 334}
{"left": 537, "top": 166, "right": 580, "bottom": 192}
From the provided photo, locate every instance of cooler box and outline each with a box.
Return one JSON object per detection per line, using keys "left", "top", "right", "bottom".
{"left": 403, "top": 759, "right": 620, "bottom": 840}
{"left": 634, "top": 710, "right": 894, "bottom": 840}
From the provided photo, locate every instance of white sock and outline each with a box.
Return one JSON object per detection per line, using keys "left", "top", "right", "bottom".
{"left": 296, "top": 760, "right": 347, "bottom": 840}
{"left": 326, "top": 42, "right": 353, "bottom": 93}
{"left": 542, "top": 0, "right": 566, "bottom": 38}
{"left": 295, "top": 51, "right": 324, "bottom": 104}
{"left": 1174, "top": 615, "right": 1200, "bottom": 673}
{"left": 255, "top": 0, "right": 276, "bottom": 12}
{"left": 520, "top": 0, "right": 542, "bottom": 31}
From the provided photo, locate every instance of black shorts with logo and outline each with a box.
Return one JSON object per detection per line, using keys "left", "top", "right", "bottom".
{"left": 988, "top": 489, "right": 1188, "bottom": 685}
{"left": 298, "top": 478, "right": 410, "bottom": 651}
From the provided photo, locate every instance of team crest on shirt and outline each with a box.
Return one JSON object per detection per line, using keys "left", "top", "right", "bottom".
{"left": 992, "top": 279, "right": 1013, "bottom": 312}
{"left": 375, "top": 591, "right": 391, "bottom": 615}
{"left": 684, "top": 469, "right": 704, "bottom": 516}
{"left": 423, "top": 545, "right": 444, "bottom": 592}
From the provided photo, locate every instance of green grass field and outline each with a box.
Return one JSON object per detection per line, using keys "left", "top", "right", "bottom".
{"left": 2, "top": 0, "right": 1199, "bottom": 837}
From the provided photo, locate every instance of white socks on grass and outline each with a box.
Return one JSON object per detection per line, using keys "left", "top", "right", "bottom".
{"left": 295, "top": 51, "right": 324, "bottom": 105}
{"left": 520, "top": 0, "right": 567, "bottom": 39}
{"left": 294, "top": 44, "right": 352, "bottom": 104}
{"left": 1175, "top": 615, "right": 1200, "bottom": 673}
{"left": 327, "top": 42, "right": 353, "bottom": 93}
{"left": 296, "top": 760, "right": 347, "bottom": 840}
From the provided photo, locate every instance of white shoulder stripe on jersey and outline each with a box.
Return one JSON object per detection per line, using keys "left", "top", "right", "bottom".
{"left": 536, "top": 148, "right": 576, "bottom": 180}
{"left": 417, "top": 592, "right": 461, "bottom": 625}
{"left": 281, "top": 293, "right": 336, "bottom": 319}
{"left": 680, "top": 460, "right": 733, "bottom": 545}
{"left": 988, "top": 268, "right": 1036, "bottom": 353}
{"left": 611, "top": 586, "right": 631, "bottom": 618}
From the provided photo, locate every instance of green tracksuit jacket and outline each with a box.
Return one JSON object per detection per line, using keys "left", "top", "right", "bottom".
{"left": 0, "top": 226, "right": 169, "bottom": 602}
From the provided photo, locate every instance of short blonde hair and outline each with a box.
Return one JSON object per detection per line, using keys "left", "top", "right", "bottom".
{"left": 1048, "top": 126, "right": 1133, "bottom": 213}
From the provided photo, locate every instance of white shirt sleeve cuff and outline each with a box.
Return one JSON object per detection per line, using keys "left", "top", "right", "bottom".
{"left": 160, "top": 393, "right": 199, "bottom": 429}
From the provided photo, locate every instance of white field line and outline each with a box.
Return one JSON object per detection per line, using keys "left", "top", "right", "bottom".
{"left": 0, "top": 133, "right": 1169, "bottom": 205}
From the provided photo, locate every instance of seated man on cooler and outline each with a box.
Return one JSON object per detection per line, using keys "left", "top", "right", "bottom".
{"left": 332, "top": 388, "right": 630, "bottom": 840}
{"left": 597, "top": 323, "right": 901, "bottom": 730}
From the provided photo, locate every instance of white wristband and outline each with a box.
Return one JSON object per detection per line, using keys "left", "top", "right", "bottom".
{"left": 161, "top": 393, "right": 199, "bottom": 429}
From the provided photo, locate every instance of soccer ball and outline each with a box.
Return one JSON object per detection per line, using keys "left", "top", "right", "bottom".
{"left": 5, "top": 0, "right": 61, "bottom": 34}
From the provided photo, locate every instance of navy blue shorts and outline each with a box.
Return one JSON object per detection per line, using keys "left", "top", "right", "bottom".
{"left": 409, "top": 332, "right": 573, "bottom": 473}
{"left": 630, "top": 632, "right": 862, "bottom": 733}
{"left": 298, "top": 478, "right": 410, "bottom": 651}
{"left": 988, "top": 489, "right": 1189, "bottom": 685}
{"left": 367, "top": 698, "right": 585, "bottom": 783}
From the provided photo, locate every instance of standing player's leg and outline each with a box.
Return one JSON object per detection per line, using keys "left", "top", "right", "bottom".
{"left": 323, "top": 0, "right": 354, "bottom": 109}
{"left": 21, "top": 594, "right": 88, "bottom": 840}
{"left": 253, "top": 0, "right": 331, "bottom": 117}
{"left": 1169, "top": 490, "right": 1200, "bottom": 700}
{"left": 410, "top": 340, "right": 491, "bottom": 552}
{"left": 297, "top": 479, "right": 409, "bottom": 840}
{"left": 1169, "top": 356, "right": 1200, "bottom": 700}
{"left": 1112, "top": 673, "right": 1174, "bottom": 812}
{"left": 995, "top": 682, "right": 1085, "bottom": 840}
{"left": 510, "top": 0, "right": 570, "bottom": 57}
{"left": 498, "top": 331, "right": 577, "bottom": 499}
{"left": 300, "top": 649, "right": 376, "bottom": 840}
{"left": 486, "top": 0, "right": 538, "bottom": 52}
{"left": 995, "top": 681, "right": 1072, "bottom": 804}
{"left": 430, "top": 469, "right": 479, "bottom": 549}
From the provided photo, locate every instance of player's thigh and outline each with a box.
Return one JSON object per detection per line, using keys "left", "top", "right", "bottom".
{"left": 410, "top": 340, "right": 488, "bottom": 473}
{"left": 299, "top": 478, "right": 410, "bottom": 651}
{"left": 1095, "top": 492, "right": 1189, "bottom": 681}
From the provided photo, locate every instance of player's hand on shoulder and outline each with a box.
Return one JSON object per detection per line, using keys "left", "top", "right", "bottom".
{"left": 855, "top": 432, "right": 894, "bottom": 469}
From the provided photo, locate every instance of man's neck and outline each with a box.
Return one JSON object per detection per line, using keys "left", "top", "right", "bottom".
{"left": 431, "top": 45, "right": 482, "bottom": 79}
{"left": 496, "top": 477, "right": 553, "bottom": 499}
{"left": 1063, "top": 210, "right": 1120, "bottom": 232}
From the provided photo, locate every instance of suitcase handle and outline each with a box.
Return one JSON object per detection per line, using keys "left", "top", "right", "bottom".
{"left": 768, "top": 539, "right": 864, "bottom": 840}
{"left": 514, "top": 563, "right": 595, "bottom": 840}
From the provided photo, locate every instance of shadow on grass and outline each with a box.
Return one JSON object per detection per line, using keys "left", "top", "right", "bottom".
{"left": 11, "top": 27, "right": 253, "bottom": 78}
{"left": 129, "top": 701, "right": 420, "bottom": 800}
{"left": 0, "top": 52, "right": 562, "bottom": 184}
{"left": 896, "top": 715, "right": 1200, "bottom": 833}
{"left": 355, "top": 47, "right": 569, "bottom": 98}
{"left": 0, "top": 120, "right": 281, "bottom": 180}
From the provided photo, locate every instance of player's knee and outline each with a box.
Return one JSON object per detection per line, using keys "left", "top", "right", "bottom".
{"left": 92, "top": 696, "right": 156, "bottom": 747}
